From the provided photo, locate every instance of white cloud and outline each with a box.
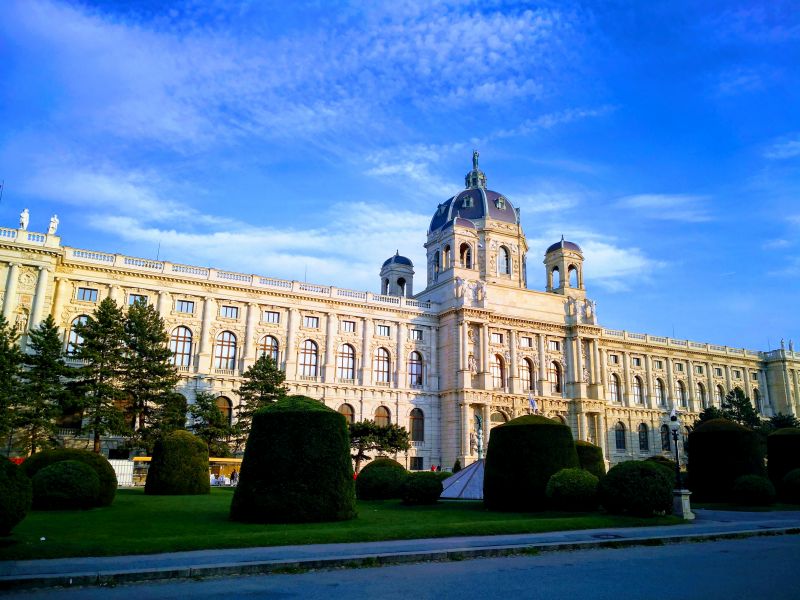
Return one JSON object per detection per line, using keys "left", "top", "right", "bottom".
{"left": 714, "top": 67, "right": 765, "bottom": 96}
{"left": 762, "top": 239, "right": 792, "bottom": 250}
{"left": 490, "top": 106, "right": 615, "bottom": 139}
{"left": 764, "top": 135, "right": 800, "bottom": 159}
{"left": 615, "top": 194, "right": 713, "bottom": 223}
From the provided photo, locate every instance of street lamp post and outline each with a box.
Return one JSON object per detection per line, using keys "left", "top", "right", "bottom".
{"left": 669, "top": 409, "right": 694, "bottom": 520}
{"left": 669, "top": 412, "right": 682, "bottom": 489}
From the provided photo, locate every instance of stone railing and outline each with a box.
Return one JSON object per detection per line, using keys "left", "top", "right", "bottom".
{"left": 601, "top": 328, "right": 762, "bottom": 358}
{"left": 0, "top": 227, "right": 60, "bottom": 248}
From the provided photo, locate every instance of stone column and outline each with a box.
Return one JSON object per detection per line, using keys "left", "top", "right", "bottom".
{"left": 481, "top": 323, "right": 490, "bottom": 373}
{"left": 509, "top": 329, "right": 518, "bottom": 394}
{"left": 482, "top": 403, "right": 491, "bottom": 453}
{"left": 323, "top": 312, "right": 337, "bottom": 383}
{"left": 687, "top": 360, "right": 696, "bottom": 412}
{"left": 108, "top": 285, "right": 122, "bottom": 304}
{"left": 243, "top": 302, "right": 259, "bottom": 370}
{"left": 461, "top": 402, "right": 470, "bottom": 458}
{"left": 573, "top": 335, "right": 585, "bottom": 397}
{"left": 537, "top": 334, "right": 547, "bottom": 395}
{"left": 666, "top": 357, "right": 675, "bottom": 408}
{"left": 428, "top": 326, "right": 438, "bottom": 391}
{"left": 758, "top": 370, "right": 771, "bottom": 414}
{"left": 622, "top": 351, "right": 632, "bottom": 407}
{"left": 578, "top": 411, "right": 588, "bottom": 441}
{"left": 644, "top": 355, "right": 654, "bottom": 409}
{"left": 28, "top": 266, "right": 52, "bottom": 331}
{"left": 360, "top": 317, "right": 373, "bottom": 385}
{"left": 156, "top": 291, "right": 171, "bottom": 319}
{"left": 285, "top": 308, "right": 299, "bottom": 379}
{"left": 724, "top": 365, "right": 732, "bottom": 394}
{"left": 2, "top": 263, "right": 20, "bottom": 320}
{"left": 395, "top": 322, "right": 406, "bottom": 388}
{"left": 197, "top": 297, "right": 215, "bottom": 371}
{"left": 50, "top": 276, "right": 71, "bottom": 323}
{"left": 707, "top": 362, "right": 715, "bottom": 406}
{"left": 597, "top": 411, "right": 608, "bottom": 457}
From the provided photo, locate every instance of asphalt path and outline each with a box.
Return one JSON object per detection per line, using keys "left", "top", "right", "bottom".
{"left": 5, "top": 534, "right": 799, "bottom": 600}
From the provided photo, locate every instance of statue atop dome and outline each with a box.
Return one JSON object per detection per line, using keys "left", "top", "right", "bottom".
{"left": 465, "top": 149, "right": 487, "bottom": 189}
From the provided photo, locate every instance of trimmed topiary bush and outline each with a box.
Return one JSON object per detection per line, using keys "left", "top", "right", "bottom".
{"left": 546, "top": 468, "right": 598, "bottom": 511}
{"left": 22, "top": 449, "right": 117, "bottom": 507}
{"left": 599, "top": 460, "right": 673, "bottom": 517}
{"left": 732, "top": 474, "right": 776, "bottom": 506}
{"left": 32, "top": 461, "right": 100, "bottom": 510}
{"left": 356, "top": 457, "right": 408, "bottom": 500}
{"left": 402, "top": 472, "right": 443, "bottom": 505}
{"left": 484, "top": 415, "right": 579, "bottom": 511}
{"left": 0, "top": 460, "right": 32, "bottom": 536}
{"left": 688, "top": 419, "right": 764, "bottom": 502}
{"left": 781, "top": 468, "right": 800, "bottom": 505}
{"left": 646, "top": 455, "right": 678, "bottom": 487}
{"left": 145, "top": 430, "right": 210, "bottom": 495}
{"left": 575, "top": 441, "right": 606, "bottom": 479}
{"left": 767, "top": 428, "right": 800, "bottom": 490}
{"left": 231, "top": 395, "right": 356, "bottom": 523}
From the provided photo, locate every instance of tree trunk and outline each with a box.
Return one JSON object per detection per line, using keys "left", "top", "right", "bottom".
{"left": 93, "top": 430, "right": 101, "bottom": 453}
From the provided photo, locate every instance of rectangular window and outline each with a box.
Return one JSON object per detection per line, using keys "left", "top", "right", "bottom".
{"left": 410, "top": 328, "right": 423, "bottom": 341}
{"left": 491, "top": 332, "right": 504, "bottom": 344}
{"left": 304, "top": 315, "right": 319, "bottom": 328}
{"left": 175, "top": 300, "right": 194, "bottom": 314}
{"left": 654, "top": 359, "right": 663, "bottom": 369}
{"left": 410, "top": 457, "right": 424, "bottom": 471}
{"left": 714, "top": 367, "right": 723, "bottom": 377}
{"left": 610, "top": 354, "right": 619, "bottom": 365}
{"left": 76, "top": 287, "right": 98, "bottom": 302}
{"left": 221, "top": 305, "right": 239, "bottom": 319}
{"left": 263, "top": 310, "right": 280, "bottom": 324}
{"left": 676, "top": 363, "right": 684, "bottom": 372}
{"left": 520, "top": 336, "right": 532, "bottom": 348}
{"left": 752, "top": 372, "right": 759, "bottom": 381}
{"left": 341, "top": 320, "right": 355, "bottom": 333}
{"left": 733, "top": 369, "right": 741, "bottom": 379}
{"left": 376, "top": 324, "right": 390, "bottom": 337}
{"left": 695, "top": 365, "right": 704, "bottom": 375}
{"left": 632, "top": 357, "right": 642, "bottom": 367}
{"left": 128, "top": 294, "right": 147, "bottom": 305}
{"left": 548, "top": 340, "right": 561, "bottom": 351}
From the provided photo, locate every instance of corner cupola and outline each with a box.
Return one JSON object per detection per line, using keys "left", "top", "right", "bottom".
{"left": 544, "top": 236, "right": 585, "bottom": 298}
{"left": 380, "top": 251, "right": 414, "bottom": 297}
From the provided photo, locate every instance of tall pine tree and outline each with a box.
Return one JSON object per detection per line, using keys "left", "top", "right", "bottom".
{"left": 190, "top": 390, "right": 234, "bottom": 457}
{"left": 17, "top": 315, "right": 69, "bottom": 454}
{"left": 234, "top": 354, "right": 287, "bottom": 445}
{"left": 0, "top": 315, "right": 23, "bottom": 450}
{"left": 72, "top": 298, "right": 128, "bottom": 453}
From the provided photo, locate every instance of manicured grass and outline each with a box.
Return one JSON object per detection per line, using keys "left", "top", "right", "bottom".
{"left": 0, "top": 488, "right": 681, "bottom": 561}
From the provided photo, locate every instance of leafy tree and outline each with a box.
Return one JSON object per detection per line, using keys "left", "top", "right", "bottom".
{"left": 0, "top": 316, "right": 23, "bottom": 450}
{"left": 770, "top": 413, "right": 800, "bottom": 430}
{"left": 348, "top": 420, "right": 410, "bottom": 473}
{"left": 189, "top": 391, "right": 234, "bottom": 457}
{"left": 121, "top": 300, "right": 180, "bottom": 449}
{"left": 697, "top": 406, "right": 726, "bottom": 423}
{"left": 234, "top": 355, "right": 287, "bottom": 444}
{"left": 150, "top": 392, "right": 188, "bottom": 438}
{"left": 71, "top": 298, "right": 128, "bottom": 453}
{"left": 722, "top": 388, "right": 761, "bottom": 429}
{"left": 16, "top": 315, "right": 70, "bottom": 454}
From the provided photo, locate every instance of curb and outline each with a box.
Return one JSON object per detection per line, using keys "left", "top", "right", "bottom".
{"left": 2, "top": 527, "right": 799, "bottom": 591}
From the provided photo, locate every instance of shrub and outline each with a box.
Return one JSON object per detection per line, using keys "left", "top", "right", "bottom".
{"left": 356, "top": 458, "right": 408, "bottom": 500}
{"left": 0, "top": 460, "right": 32, "bottom": 536}
{"left": 231, "top": 395, "right": 356, "bottom": 523}
{"left": 646, "top": 455, "right": 677, "bottom": 487}
{"left": 599, "top": 460, "right": 673, "bottom": 517}
{"left": 782, "top": 469, "right": 800, "bottom": 504}
{"left": 484, "top": 415, "right": 579, "bottom": 511}
{"left": 32, "top": 461, "right": 100, "bottom": 510}
{"left": 688, "top": 419, "right": 764, "bottom": 502}
{"left": 732, "top": 474, "right": 776, "bottom": 506}
{"left": 545, "top": 468, "right": 598, "bottom": 511}
{"left": 22, "top": 449, "right": 117, "bottom": 507}
{"left": 402, "top": 472, "right": 443, "bottom": 505}
{"left": 145, "top": 430, "right": 210, "bottom": 495}
{"left": 767, "top": 428, "right": 800, "bottom": 489}
{"left": 453, "top": 459, "right": 462, "bottom": 473}
{"left": 575, "top": 441, "right": 606, "bottom": 479}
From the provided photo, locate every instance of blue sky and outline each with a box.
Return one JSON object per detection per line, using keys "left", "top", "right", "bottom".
{"left": 1, "top": 0, "right": 798, "bottom": 350}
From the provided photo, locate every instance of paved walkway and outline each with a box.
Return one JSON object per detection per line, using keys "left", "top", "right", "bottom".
{"left": 2, "top": 509, "right": 800, "bottom": 591}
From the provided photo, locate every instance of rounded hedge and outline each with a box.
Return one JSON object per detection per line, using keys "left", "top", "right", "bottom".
{"left": 484, "top": 415, "right": 579, "bottom": 511}
{"left": 599, "top": 460, "right": 673, "bottom": 517}
{"left": 145, "top": 430, "right": 210, "bottom": 495}
{"left": 767, "top": 428, "right": 800, "bottom": 489}
{"left": 402, "top": 472, "right": 443, "bottom": 505}
{"left": 575, "top": 441, "right": 606, "bottom": 479}
{"left": 356, "top": 458, "right": 408, "bottom": 500}
{"left": 687, "top": 419, "right": 764, "bottom": 502}
{"left": 646, "top": 455, "right": 678, "bottom": 487}
{"left": 22, "top": 449, "right": 117, "bottom": 507}
{"left": 0, "top": 460, "right": 32, "bottom": 536}
{"left": 32, "top": 461, "right": 100, "bottom": 511}
{"left": 546, "top": 468, "right": 598, "bottom": 511}
{"left": 231, "top": 395, "right": 356, "bottom": 523}
{"left": 732, "top": 474, "right": 776, "bottom": 506}
{"left": 781, "top": 468, "right": 800, "bottom": 504}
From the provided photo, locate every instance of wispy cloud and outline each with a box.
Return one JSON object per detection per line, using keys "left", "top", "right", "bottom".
{"left": 714, "top": 67, "right": 765, "bottom": 96}
{"left": 710, "top": 4, "right": 800, "bottom": 44}
{"left": 490, "top": 106, "right": 615, "bottom": 139}
{"left": 615, "top": 194, "right": 713, "bottom": 223}
{"left": 764, "top": 134, "right": 800, "bottom": 159}
{"left": 762, "top": 239, "right": 792, "bottom": 250}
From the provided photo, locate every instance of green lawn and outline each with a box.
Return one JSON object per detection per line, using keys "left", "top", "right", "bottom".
{"left": 0, "top": 488, "right": 681, "bottom": 561}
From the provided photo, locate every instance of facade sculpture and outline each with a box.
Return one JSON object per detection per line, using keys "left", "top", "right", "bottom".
{"left": 0, "top": 155, "right": 798, "bottom": 468}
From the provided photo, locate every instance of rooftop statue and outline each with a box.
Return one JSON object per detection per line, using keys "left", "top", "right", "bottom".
{"left": 19, "top": 208, "right": 29, "bottom": 231}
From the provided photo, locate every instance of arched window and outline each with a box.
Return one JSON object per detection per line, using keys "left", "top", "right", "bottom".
{"left": 552, "top": 266, "right": 560, "bottom": 288}
{"left": 549, "top": 361, "right": 562, "bottom": 394}
{"left": 382, "top": 278, "right": 389, "bottom": 295}
{"left": 257, "top": 335, "right": 279, "bottom": 362}
{"left": 490, "top": 354, "right": 505, "bottom": 389}
{"left": 520, "top": 358, "right": 533, "bottom": 391}
{"left": 407, "top": 351, "right": 423, "bottom": 387}
{"left": 638, "top": 423, "right": 649, "bottom": 452}
{"left": 67, "top": 315, "right": 89, "bottom": 355}
{"left": 375, "top": 406, "right": 391, "bottom": 427}
{"left": 214, "top": 331, "right": 237, "bottom": 369}
{"left": 397, "top": 277, "right": 406, "bottom": 295}
{"left": 675, "top": 381, "right": 687, "bottom": 407}
{"left": 633, "top": 376, "right": 643, "bottom": 404}
{"left": 568, "top": 265, "right": 578, "bottom": 287}
{"left": 374, "top": 347, "right": 391, "bottom": 383}
{"left": 715, "top": 385, "right": 725, "bottom": 406}
{"left": 696, "top": 382, "right": 707, "bottom": 407}
{"left": 443, "top": 245, "right": 452, "bottom": 269}
{"left": 491, "top": 411, "right": 509, "bottom": 427}
{"left": 498, "top": 246, "right": 510, "bottom": 275}
{"left": 410, "top": 408, "right": 424, "bottom": 442}
{"left": 300, "top": 339, "right": 318, "bottom": 377}
{"left": 338, "top": 403, "right": 355, "bottom": 424}
{"left": 753, "top": 388, "right": 761, "bottom": 413}
{"left": 655, "top": 379, "right": 666, "bottom": 406}
{"left": 434, "top": 251, "right": 441, "bottom": 274}
{"left": 610, "top": 374, "right": 621, "bottom": 403}
{"left": 336, "top": 344, "right": 356, "bottom": 380}
{"left": 661, "top": 424, "right": 671, "bottom": 451}
{"left": 216, "top": 396, "right": 233, "bottom": 427}
{"left": 459, "top": 243, "right": 472, "bottom": 269}
{"left": 615, "top": 422, "right": 627, "bottom": 450}
{"left": 169, "top": 326, "right": 193, "bottom": 368}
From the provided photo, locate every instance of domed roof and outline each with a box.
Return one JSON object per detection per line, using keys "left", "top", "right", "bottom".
{"left": 382, "top": 251, "right": 413, "bottom": 268}
{"left": 546, "top": 236, "right": 582, "bottom": 254}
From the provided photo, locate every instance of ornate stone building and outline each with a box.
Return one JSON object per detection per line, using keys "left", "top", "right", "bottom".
{"left": 1, "top": 154, "right": 798, "bottom": 468}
